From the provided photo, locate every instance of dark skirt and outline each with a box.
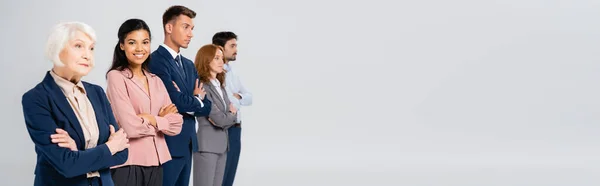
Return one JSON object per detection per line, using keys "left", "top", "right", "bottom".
{"left": 111, "top": 165, "right": 163, "bottom": 186}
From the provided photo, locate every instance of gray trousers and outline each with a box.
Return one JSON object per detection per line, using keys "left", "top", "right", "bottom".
{"left": 193, "top": 152, "right": 227, "bottom": 186}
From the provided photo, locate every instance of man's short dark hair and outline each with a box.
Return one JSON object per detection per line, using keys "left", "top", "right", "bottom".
{"left": 162, "top": 5, "right": 196, "bottom": 29}
{"left": 212, "top": 31, "right": 238, "bottom": 47}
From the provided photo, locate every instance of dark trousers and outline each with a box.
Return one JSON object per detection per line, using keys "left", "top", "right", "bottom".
{"left": 111, "top": 165, "right": 163, "bottom": 186}
{"left": 88, "top": 177, "right": 102, "bottom": 186}
{"left": 162, "top": 152, "right": 192, "bottom": 186}
{"left": 222, "top": 126, "right": 242, "bottom": 186}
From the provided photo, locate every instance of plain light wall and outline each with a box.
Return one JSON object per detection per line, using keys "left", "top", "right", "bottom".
{"left": 1, "top": 0, "right": 600, "bottom": 185}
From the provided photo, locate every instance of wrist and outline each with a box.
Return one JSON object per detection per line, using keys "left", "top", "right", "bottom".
{"left": 106, "top": 142, "right": 117, "bottom": 155}
{"left": 142, "top": 115, "right": 157, "bottom": 126}
{"left": 151, "top": 116, "right": 158, "bottom": 127}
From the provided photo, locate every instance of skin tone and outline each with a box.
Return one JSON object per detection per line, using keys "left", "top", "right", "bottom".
{"left": 51, "top": 31, "right": 95, "bottom": 83}
{"left": 164, "top": 15, "right": 194, "bottom": 52}
{"left": 209, "top": 49, "right": 237, "bottom": 115}
{"left": 222, "top": 39, "right": 237, "bottom": 62}
{"left": 49, "top": 31, "right": 129, "bottom": 155}
{"left": 163, "top": 15, "right": 206, "bottom": 98}
{"left": 120, "top": 29, "right": 179, "bottom": 127}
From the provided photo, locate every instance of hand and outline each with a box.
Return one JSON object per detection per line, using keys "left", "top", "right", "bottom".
{"left": 106, "top": 125, "right": 129, "bottom": 155}
{"left": 208, "top": 118, "right": 217, "bottom": 126}
{"left": 138, "top": 113, "right": 157, "bottom": 127}
{"left": 233, "top": 93, "right": 242, "bottom": 100}
{"left": 229, "top": 103, "right": 238, "bottom": 115}
{"left": 193, "top": 79, "right": 206, "bottom": 99}
{"left": 172, "top": 81, "right": 181, "bottom": 92}
{"left": 51, "top": 128, "right": 77, "bottom": 151}
{"left": 159, "top": 104, "right": 178, "bottom": 117}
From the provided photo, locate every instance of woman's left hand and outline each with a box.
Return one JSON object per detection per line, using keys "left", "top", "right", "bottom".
{"left": 159, "top": 104, "right": 178, "bottom": 117}
{"left": 51, "top": 128, "right": 78, "bottom": 151}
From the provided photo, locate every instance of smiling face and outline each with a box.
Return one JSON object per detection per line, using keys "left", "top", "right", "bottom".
{"left": 120, "top": 29, "right": 150, "bottom": 66}
{"left": 58, "top": 30, "right": 95, "bottom": 77}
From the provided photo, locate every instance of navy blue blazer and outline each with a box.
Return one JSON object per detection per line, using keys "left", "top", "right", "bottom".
{"left": 22, "top": 72, "right": 128, "bottom": 186}
{"left": 149, "top": 45, "right": 212, "bottom": 157}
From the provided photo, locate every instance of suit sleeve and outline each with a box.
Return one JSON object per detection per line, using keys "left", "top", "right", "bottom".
{"left": 154, "top": 78, "right": 183, "bottom": 136}
{"left": 98, "top": 86, "right": 129, "bottom": 167}
{"left": 190, "top": 65, "right": 212, "bottom": 117}
{"left": 22, "top": 91, "right": 124, "bottom": 178}
{"left": 148, "top": 56, "right": 212, "bottom": 116}
{"left": 206, "top": 88, "right": 237, "bottom": 129}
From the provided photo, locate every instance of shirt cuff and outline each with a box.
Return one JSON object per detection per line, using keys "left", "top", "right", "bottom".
{"left": 195, "top": 95, "right": 204, "bottom": 107}
{"left": 186, "top": 95, "right": 204, "bottom": 115}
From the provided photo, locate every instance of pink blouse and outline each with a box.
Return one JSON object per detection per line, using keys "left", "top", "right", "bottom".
{"left": 106, "top": 69, "right": 183, "bottom": 167}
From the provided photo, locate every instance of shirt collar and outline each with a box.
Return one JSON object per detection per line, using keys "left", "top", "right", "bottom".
{"left": 223, "top": 63, "right": 232, "bottom": 72}
{"left": 160, "top": 44, "right": 181, "bottom": 59}
{"left": 49, "top": 70, "right": 86, "bottom": 96}
{"left": 210, "top": 78, "right": 221, "bottom": 87}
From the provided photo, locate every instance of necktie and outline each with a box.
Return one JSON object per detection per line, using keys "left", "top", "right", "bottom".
{"left": 175, "top": 55, "right": 185, "bottom": 76}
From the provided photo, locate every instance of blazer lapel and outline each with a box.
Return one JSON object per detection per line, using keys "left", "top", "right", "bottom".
{"left": 84, "top": 83, "right": 108, "bottom": 144}
{"left": 205, "top": 82, "right": 226, "bottom": 112}
{"left": 156, "top": 46, "right": 189, "bottom": 92}
{"left": 121, "top": 69, "right": 150, "bottom": 98}
{"left": 221, "top": 86, "right": 231, "bottom": 110}
{"left": 173, "top": 58, "right": 187, "bottom": 85}
{"left": 42, "top": 72, "right": 85, "bottom": 146}
{"left": 179, "top": 57, "right": 193, "bottom": 91}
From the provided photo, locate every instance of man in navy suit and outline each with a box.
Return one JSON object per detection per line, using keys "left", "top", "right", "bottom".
{"left": 148, "top": 5, "right": 211, "bottom": 186}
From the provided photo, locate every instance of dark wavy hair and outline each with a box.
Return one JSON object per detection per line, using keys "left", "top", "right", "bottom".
{"left": 107, "top": 18, "right": 152, "bottom": 78}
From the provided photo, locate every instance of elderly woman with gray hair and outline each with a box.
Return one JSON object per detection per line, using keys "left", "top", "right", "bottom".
{"left": 21, "top": 21, "right": 129, "bottom": 186}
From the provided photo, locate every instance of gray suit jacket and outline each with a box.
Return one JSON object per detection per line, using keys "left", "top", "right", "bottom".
{"left": 196, "top": 80, "right": 237, "bottom": 153}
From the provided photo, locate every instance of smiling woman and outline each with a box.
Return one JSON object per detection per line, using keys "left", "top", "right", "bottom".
{"left": 107, "top": 19, "right": 153, "bottom": 79}
{"left": 21, "top": 21, "right": 130, "bottom": 186}
{"left": 105, "top": 18, "right": 184, "bottom": 186}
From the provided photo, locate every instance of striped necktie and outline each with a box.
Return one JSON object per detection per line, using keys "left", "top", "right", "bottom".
{"left": 174, "top": 55, "right": 185, "bottom": 76}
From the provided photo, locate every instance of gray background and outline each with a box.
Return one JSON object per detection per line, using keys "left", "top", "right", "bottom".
{"left": 1, "top": 0, "right": 600, "bottom": 185}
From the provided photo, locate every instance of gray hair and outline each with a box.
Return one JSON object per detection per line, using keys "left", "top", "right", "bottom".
{"left": 45, "top": 21, "right": 97, "bottom": 67}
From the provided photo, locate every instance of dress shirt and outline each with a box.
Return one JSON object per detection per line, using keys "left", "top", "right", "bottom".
{"left": 223, "top": 63, "right": 252, "bottom": 123}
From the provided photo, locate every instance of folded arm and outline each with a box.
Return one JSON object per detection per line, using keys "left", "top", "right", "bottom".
{"left": 149, "top": 61, "right": 211, "bottom": 116}
{"left": 106, "top": 71, "right": 156, "bottom": 138}
{"left": 154, "top": 78, "right": 184, "bottom": 136}
{"left": 207, "top": 102, "right": 237, "bottom": 129}
{"left": 22, "top": 92, "right": 125, "bottom": 178}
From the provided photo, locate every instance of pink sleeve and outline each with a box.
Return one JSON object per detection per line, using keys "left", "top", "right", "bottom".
{"left": 106, "top": 71, "right": 156, "bottom": 138}
{"left": 154, "top": 78, "right": 183, "bottom": 136}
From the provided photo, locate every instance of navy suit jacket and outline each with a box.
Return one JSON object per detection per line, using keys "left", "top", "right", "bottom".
{"left": 149, "top": 45, "right": 212, "bottom": 157}
{"left": 22, "top": 72, "right": 128, "bottom": 186}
